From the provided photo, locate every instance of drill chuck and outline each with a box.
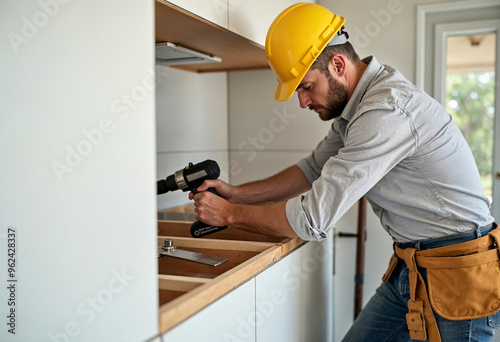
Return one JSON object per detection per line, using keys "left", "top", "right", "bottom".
{"left": 157, "top": 159, "right": 220, "bottom": 195}
{"left": 157, "top": 175, "right": 178, "bottom": 194}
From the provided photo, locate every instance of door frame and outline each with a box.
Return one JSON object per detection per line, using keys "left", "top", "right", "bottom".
{"left": 416, "top": 0, "right": 500, "bottom": 88}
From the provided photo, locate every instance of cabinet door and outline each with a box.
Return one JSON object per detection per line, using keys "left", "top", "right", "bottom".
{"left": 0, "top": 1, "right": 157, "bottom": 341}
{"left": 255, "top": 235, "right": 334, "bottom": 342}
{"left": 163, "top": 279, "right": 256, "bottom": 341}
{"left": 301, "top": 235, "right": 334, "bottom": 341}
{"left": 228, "top": 0, "right": 314, "bottom": 46}
{"left": 255, "top": 247, "right": 302, "bottom": 341}
{"left": 168, "top": 0, "right": 228, "bottom": 28}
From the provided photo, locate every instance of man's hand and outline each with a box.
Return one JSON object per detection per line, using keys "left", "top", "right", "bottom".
{"left": 192, "top": 190, "right": 232, "bottom": 227}
{"left": 188, "top": 172, "right": 303, "bottom": 239}
{"left": 188, "top": 179, "right": 238, "bottom": 203}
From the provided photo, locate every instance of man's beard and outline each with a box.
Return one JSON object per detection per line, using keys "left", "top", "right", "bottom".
{"left": 310, "top": 74, "right": 349, "bottom": 121}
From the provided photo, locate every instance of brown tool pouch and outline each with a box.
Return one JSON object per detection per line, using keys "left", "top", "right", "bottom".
{"left": 382, "top": 223, "right": 500, "bottom": 342}
{"left": 420, "top": 227, "right": 500, "bottom": 320}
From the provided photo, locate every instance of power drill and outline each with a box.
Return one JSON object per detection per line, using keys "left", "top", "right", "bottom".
{"left": 157, "top": 159, "right": 228, "bottom": 238}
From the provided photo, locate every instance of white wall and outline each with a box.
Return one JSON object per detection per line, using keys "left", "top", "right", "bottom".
{"left": 156, "top": 67, "right": 229, "bottom": 210}
{"left": 0, "top": 1, "right": 157, "bottom": 341}
{"left": 228, "top": 69, "right": 328, "bottom": 184}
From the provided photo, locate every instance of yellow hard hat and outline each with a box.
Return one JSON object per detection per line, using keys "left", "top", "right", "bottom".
{"left": 265, "top": 3, "right": 345, "bottom": 101}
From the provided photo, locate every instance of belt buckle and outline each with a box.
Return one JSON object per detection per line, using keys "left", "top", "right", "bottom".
{"left": 406, "top": 299, "right": 427, "bottom": 341}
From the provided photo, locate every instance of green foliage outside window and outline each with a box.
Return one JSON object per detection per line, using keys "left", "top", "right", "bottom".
{"left": 446, "top": 71, "right": 495, "bottom": 198}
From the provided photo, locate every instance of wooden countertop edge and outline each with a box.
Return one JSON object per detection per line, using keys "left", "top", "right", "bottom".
{"left": 277, "top": 237, "right": 306, "bottom": 255}
{"left": 158, "top": 237, "right": 306, "bottom": 333}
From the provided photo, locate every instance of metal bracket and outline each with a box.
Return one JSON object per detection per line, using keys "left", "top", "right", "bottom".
{"left": 157, "top": 239, "right": 228, "bottom": 267}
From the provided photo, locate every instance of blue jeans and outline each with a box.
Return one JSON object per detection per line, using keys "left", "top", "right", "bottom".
{"left": 342, "top": 225, "right": 500, "bottom": 342}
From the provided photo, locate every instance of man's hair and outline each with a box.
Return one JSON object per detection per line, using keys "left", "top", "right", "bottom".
{"left": 311, "top": 42, "right": 361, "bottom": 76}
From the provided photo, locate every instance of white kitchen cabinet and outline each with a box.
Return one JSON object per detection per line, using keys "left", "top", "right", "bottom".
{"left": 158, "top": 235, "right": 334, "bottom": 341}
{"left": 162, "top": 279, "right": 256, "bottom": 341}
{"left": 255, "top": 245, "right": 302, "bottom": 341}
{"left": 255, "top": 235, "right": 334, "bottom": 341}
{"left": 167, "top": 0, "right": 228, "bottom": 28}
{"left": 228, "top": 0, "right": 316, "bottom": 46}
{"left": 0, "top": 1, "right": 157, "bottom": 341}
{"left": 301, "top": 234, "right": 334, "bottom": 341}
{"left": 166, "top": 0, "right": 316, "bottom": 47}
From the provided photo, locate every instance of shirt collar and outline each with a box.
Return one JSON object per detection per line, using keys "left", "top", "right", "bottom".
{"left": 339, "top": 56, "right": 383, "bottom": 122}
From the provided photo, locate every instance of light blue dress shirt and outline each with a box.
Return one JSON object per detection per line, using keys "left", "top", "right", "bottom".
{"left": 286, "top": 56, "right": 494, "bottom": 242}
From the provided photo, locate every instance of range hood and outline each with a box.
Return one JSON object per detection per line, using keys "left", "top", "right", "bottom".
{"left": 155, "top": 42, "right": 222, "bottom": 66}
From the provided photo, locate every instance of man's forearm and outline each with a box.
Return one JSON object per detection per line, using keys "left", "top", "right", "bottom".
{"left": 233, "top": 165, "right": 311, "bottom": 205}
{"left": 225, "top": 201, "right": 299, "bottom": 238}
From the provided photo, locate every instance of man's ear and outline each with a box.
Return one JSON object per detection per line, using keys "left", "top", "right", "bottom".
{"left": 329, "top": 54, "right": 346, "bottom": 77}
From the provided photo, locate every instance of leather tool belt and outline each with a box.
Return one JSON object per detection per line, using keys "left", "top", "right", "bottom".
{"left": 382, "top": 222, "right": 500, "bottom": 342}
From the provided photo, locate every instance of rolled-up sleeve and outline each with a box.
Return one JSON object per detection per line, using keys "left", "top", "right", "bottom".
{"left": 286, "top": 195, "right": 328, "bottom": 241}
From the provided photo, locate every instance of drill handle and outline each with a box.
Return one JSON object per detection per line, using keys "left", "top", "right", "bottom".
{"left": 190, "top": 186, "right": 219, "bottom": 197}
{"left": 189, "top": 187, "right": 226, "bottom": 238}
{"left": 206, "top": 187, "right": 219, "bottom": 196}
{"left": 190, "top": 221, "right": 228, "bottom": 238}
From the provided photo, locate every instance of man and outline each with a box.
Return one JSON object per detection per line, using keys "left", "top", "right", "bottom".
{"left": 190, "top": 3, "right": 499, "bottom": 341}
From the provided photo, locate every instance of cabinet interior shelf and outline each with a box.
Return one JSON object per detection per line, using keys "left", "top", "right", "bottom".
{"left": 155, "top": 0, "right": 270, "bottom": 73}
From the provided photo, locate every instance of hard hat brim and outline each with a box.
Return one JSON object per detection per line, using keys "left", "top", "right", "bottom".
{"left": 274, "top": 75, "right": 303, "bottom": 102}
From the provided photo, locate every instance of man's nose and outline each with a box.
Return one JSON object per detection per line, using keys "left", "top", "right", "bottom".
{"left": 298, "top": 92, "right": 311, "bottom": 109}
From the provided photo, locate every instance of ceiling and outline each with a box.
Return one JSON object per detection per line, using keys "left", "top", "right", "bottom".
{"left": 446, "top": 33, "right": 496, "bottom": 73}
